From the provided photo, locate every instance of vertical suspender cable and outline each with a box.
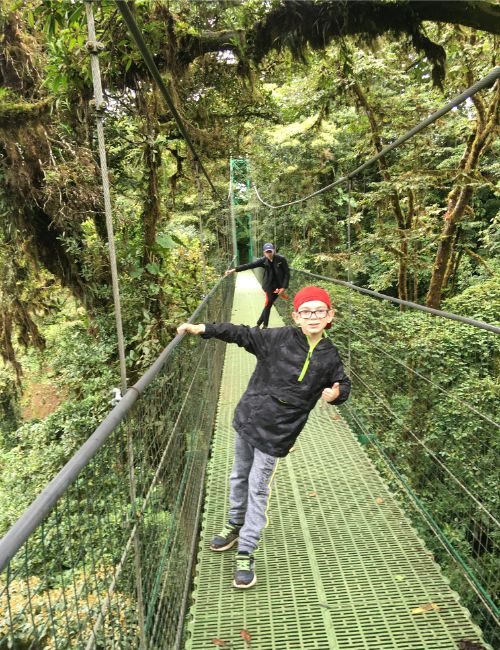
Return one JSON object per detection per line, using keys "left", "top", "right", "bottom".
{"left": 255, "top": 206, "right": 260, "bottom": 258}
{"left": 85, "top": 3, "right": 127, "bottom": 394}
{"left": 84, "top": 5, "right": 146, "bottom": 649}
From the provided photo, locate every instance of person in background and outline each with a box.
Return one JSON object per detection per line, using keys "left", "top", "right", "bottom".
{"left": 225, "top": 243, "right": 290, "bottom": 328}
{"left": 177, "top": 285, "right": 351, "bottom": 589}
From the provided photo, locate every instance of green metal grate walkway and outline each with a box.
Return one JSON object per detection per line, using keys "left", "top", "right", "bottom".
{"left": 185, "top": 271, "right": 489, "bottom": 650}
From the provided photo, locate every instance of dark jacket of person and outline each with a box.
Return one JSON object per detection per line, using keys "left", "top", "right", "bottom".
{"left": 235, "top": 254, "right": 290, "bottom": 293}
{"left": 201, "top": 323, "right": 351, "bottom": 457}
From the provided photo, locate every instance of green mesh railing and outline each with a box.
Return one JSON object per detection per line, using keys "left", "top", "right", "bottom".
{"left": 276, "top": 269, "right": 499, "bottom": 647}
{"left": 0, "top": 277, "right": 234, "bottom": 649}
{"left": 1, "top": 269, "right": 498, "bottom": 648}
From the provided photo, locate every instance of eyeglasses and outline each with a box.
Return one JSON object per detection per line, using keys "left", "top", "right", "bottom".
{"left": 297, "top": 309, "right": 329, "bottom": 319}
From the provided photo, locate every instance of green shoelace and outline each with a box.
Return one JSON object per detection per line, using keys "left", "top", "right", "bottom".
{"left": 236, "top": 555, "right": 252, "bottom": 571}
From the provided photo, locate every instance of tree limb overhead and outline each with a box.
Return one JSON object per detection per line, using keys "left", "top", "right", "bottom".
{"left": 177, "top": 1, "right": 500, "bottom": 86}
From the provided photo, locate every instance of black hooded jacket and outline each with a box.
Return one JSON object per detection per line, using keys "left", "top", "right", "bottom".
{"left": 235, "top": 254, "right": 290, "bottom": 293}
{"left": 202, "top": 323, "right": 351, "bottom": 457}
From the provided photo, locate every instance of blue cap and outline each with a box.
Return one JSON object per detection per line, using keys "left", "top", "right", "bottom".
{"left": 263, "top": 243, "right": 274, "bottom": 252}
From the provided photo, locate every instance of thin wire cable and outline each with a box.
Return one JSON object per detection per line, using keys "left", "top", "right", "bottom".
{"left": 254, "top": 66, "right": 500, "bottom": 209}
{"left": 85, "top": 3, "right": 127, "bottom": 393}
{"left": 345, "top": 403, "right": 500, "bottom": 624}
{"left": 296, "top": 268, "right": 500, "bottom": 334}
{"left": 195, "top": 162, "right": 207, "bottom": 294}
{"left": 346, "top": 180, "right": 352, "bottom": 372}
{"left": 115, "top": 1, "right": 220, "bottom": 200}
{"left": 229, "top": 159, "right": 238, "bottom": 265}
{"left": 348, "top": 368, "right": 499, "bottom": 526}
{"left": 85, "top": 6, "right": 145, "bottom": 648}
{"left": 343, "top": 323, "right": 499, "bottom": 429}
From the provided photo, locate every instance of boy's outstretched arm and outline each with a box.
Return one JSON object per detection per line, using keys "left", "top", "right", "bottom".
{"left": 178, "top": 321, "right": 275, "bottom": 359}
{"left": 177, "top": 323, "right": 206, "bottom": 335}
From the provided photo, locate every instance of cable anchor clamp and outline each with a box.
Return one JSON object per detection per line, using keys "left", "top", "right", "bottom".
{"left": 89, "top": 98, "right": 107, "bottom": 113}
{"left": 110, "top": 387, "right": 122, "bottom": 407}
{"left": 85, "top": 39, "right": 105, "bottom": 54}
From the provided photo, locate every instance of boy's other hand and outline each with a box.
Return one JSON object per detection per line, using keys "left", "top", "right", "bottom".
{"left": 225, "top": 268, "right": 235, "bottom": 276}
{"left": 322, "top": 382, "right": 340, "bottom": 403}
{"left": 177, "top": 323, "right": 206, "bottom": 336}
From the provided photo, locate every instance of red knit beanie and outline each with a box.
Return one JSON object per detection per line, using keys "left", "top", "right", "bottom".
{"left": 293, "top": 286, "right": 331, "bottom": 311}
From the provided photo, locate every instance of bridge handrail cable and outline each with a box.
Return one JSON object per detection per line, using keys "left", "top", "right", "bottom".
{"left": 347, "top": 367, "right": 499, "bottom": 528}
{"left": 295, "top": 268, "right": 500, "bottom": 334}
{"left": 253, "top": 66, "right": 500, "bottom": 209}
{"left": 0, "top": 280, "right": 223, "bottom": 573}
{"left": 345, "top": 401, "right": 500, "bottom": 626}
{"left": 345, "top": 323, "right": 499, "bottom": 430}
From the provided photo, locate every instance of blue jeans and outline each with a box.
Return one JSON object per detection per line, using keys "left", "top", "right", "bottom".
{"left": 228, "top": 431, "right": 279, "bottom": 553}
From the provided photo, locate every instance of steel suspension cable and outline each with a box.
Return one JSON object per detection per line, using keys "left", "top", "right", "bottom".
{"left": 85, "top": 3, "right": 127, "bottom": 393}
{"left": 343, "top": 322, "right": 499, "bottom": 430}
{"left": 348, "top": 368, "right": 499, "bottom": 527}
{"left": 195, "top": 162, "right": 207, "bottom": 294}
{"left": 346, "top": 179, "right": 352, "bottom": 372}
{"left": 115, "top": 1, "right": 220, "bottom": 200}
{"left": 295, "top": 269, "right": 500, "bottom": 334}
{"left": 0, "top": 279, "right": 223, "bottom": 572}
{"left": 345, "top": 403, "right": 500, "bottom": 625}
{"left": 84, "top": 5, "right": 146, "bottom": 648}
{"left": 254, "top": 66, "right": 500, "bottom": 209}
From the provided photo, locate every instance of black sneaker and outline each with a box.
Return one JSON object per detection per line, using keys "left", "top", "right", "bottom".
{"left": 210, "top": 522, "right": 241, "bottom": 551}
{"left": 233, "top": 552, "right": 256, "bottom": 589}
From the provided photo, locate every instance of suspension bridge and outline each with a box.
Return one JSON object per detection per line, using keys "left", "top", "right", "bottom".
{"left": 1, "top": 3, "right": 499, "bottom": 648}
{"left": 0, "top": 267, "right": 498, "bottom": 649}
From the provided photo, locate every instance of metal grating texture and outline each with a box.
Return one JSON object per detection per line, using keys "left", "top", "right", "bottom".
{"left": 185, "top": 271, "right": 490, "bottom": 650}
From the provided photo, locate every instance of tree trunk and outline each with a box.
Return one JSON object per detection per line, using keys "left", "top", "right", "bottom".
{"left": 177, "top": 1, "right": 500, "bottom": 87}
{"left": 139, "top": 89, "right": 162, "bottom": 267}
{"left": 426, "top": 78, "right": 499, "bottom": 308}
{"left": 351, "top": 79, "right": 409, "bottom": 302}
{"left": 142, "top": 139, "right": 162, "bottom": 263}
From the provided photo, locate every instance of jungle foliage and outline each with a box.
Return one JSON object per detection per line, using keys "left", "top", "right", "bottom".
{"left": 0, "top": 0, "right": 498, "bottom": 644}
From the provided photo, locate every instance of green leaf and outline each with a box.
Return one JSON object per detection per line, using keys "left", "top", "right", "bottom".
{"left": 155, "top": 234, "right": 176, "bottom": 250}
{"left": 170, "top": 233, "right": 185, "bottom": 246}
{"left": 145, "top": 263, "right": 161, "bottom": 275}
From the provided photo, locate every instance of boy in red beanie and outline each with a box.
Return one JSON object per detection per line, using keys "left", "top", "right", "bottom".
{"left": 177, "top": 285, "right": 350, "bottom": 588}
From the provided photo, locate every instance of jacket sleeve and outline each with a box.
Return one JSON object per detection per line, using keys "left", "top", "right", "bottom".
{"left": 329, "top": 353, "right": 351, "bottom": 406}
{"left": 201, "top": 322, "right": 278, "bottom": 359}
{"left": 235, "top": 258, "right": 264, "bottom": 272}
{"left": 281, "top": 256, "right": 290, "bottom": 289}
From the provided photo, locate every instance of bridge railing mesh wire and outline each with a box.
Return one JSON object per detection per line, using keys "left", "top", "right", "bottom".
{"left": 0, "top": 277, "right": 234, "bottom": 650}
{"left": 277, "top": 269, "right": 499, "bottom": 647}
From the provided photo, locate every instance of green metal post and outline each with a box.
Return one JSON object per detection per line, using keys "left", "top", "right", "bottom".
{"left": 229, "top": 158, "right": 238, "bottom": 265}
{"left": 230, "top": 157, "right": 254, "bottom": 263}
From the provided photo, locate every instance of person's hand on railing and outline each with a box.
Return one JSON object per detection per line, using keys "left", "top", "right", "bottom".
{"left": 177, "top": 323, "right": 206, "bottom": 336}
{"left": 225, "top": 268, "right": 235, "bottom": 276}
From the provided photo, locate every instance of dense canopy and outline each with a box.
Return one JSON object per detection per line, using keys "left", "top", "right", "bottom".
{"left": 0, "top": 2, "right": 498, "bottom": 646}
